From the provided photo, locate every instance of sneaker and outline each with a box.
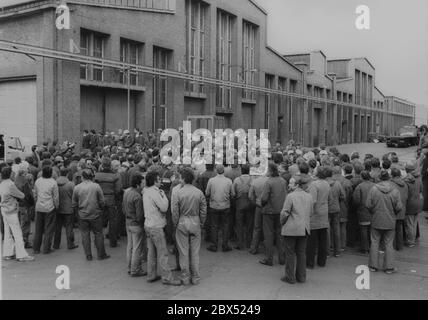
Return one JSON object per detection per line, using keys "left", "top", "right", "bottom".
{"left": 407, "top": 244, "right": 416, "bottom": 248}
{"left": 147, "top": 276, "right": 162, "bottom": 283}
{"left": 385, "top": 268, "right": 396, "bottom": 275}
{"left": 4, "top": 255, "right": 16, "bottom": 261}
{"left": 17, "top": 256, "right": 35, "bottom": 262}
{"left": 162, "top": 279, "right": 182, "bottom": 286}
{"left": 131, "top": 271, "right": 148, "bottom": 278}
{"left": 207, "top": 246, "right": 218, "bottom": 253}
{"left": 259, "top": 259, "right": 273, "bottom": 267}
{"left": 98, "top": 255, "right": 111, "bottom": 261}
{"left": 191, "top": 278, "right": 200, "bottom": 285}
{"left": 281, "top": 276, "right": 296, "bottom": 284}
{"left": 369, "top": 266, "right": 378, "bottom": 272}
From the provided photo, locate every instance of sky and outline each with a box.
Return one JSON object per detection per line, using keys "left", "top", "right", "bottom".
{"left": 257, "top": 0, "right": 428, "bottom": 108}
{"left": 2, "top": 0, "right": 427, "bottom": 107}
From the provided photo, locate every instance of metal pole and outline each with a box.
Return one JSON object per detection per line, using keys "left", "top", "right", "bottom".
{"left": 127, "top": 67, "right": 130, "bottom": 131}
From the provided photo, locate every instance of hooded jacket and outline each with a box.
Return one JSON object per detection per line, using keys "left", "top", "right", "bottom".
{"left": 365, "top": 182, "right": 403, "bottom": 230}
{"left": 334, "top": 174, "right": 353, "bottom": 222}
{"left": 389, "top": 177, "right": 408, "bottom": 220}
{"left": 353, "top": 180, "right": 375, "bottom": 224}
{"left": 404, "top": 172, "right": 423, "bottom": 215}
{"left": 57, "top": 176, "right": 75, "bottom": 214}
{"left": 327, "top": 178, "right": 345, "bottom": 214}
{"left": 308, "top": 179, "right": 330, "bottom": 230}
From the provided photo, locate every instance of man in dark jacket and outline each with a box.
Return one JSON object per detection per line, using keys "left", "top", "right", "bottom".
{"left": 123, "top": 174, "right": 146, "bottom": 277}
{"left": 54, "top": 168, "right": 78, "bottom": 250}
{"left": 404, "top": 163, "right": 423, "bottom": 247}
{"left": 95, "top": 158, "right": 122, "bottom": 247}
{"left": 390, "top": 168, "right": 408, "bottom": 251}
{"left": 366, "top": 171, "right": 403, "bottom": 274}
{"left": 352, "top": 171, "right": 375, "bottom": 253}
{"left": 72, "top": 169, "right": 109, "bottom": 261}
{"left": 259, "top": 163, "right": 287, "bottom": 266}
{"left": 15, "top": 168, "right": 34, "bottom": 249}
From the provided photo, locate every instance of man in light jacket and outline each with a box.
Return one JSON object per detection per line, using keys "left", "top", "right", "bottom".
{"left": 171, "top": 168, "right": 207, "bottom": 285}
{"left": 33, "top": 166, "right": 59, "bottom": 254}
{"left": 366, "top": 171, "right": 403, "bottom": 274}
{"left": 143, "top": 170, "right": 181, "bottom": 286}
{"left": 280, "top": 176, "right": 313, "bottom": 284}
{"left": 0, "top": 166, "right": 34, "bottom": 261}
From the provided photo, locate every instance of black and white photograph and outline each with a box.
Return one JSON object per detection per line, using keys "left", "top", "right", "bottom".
{"left": 0, "top": 0, "right": 427, "bottom": 305}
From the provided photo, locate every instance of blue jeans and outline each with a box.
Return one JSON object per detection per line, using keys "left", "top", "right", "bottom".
{"left": 329, "top": 212, "right": 341, "bottom": 255}
{"left": 175, "top": 218, "right": 202, "bottom": 283}
{"left": 145, "top": 227, "right": 172, "bottom": 282}
{"left": 369, "top": 228, "right": 395, "bottom": 270}
{"left": 126, "top": 224, "right": 145, "bottom": 274}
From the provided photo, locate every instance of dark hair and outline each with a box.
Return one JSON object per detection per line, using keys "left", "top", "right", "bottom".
{"left": 131, "top": 174, "right": 143, "bottom": 188}
{"left": 391, "top": 168, "right": 401, "bottom": 178}
{"left": 145, "top": 171, "right": 159, "bottom": 188}
{"left": 60, "top": 167, "right": 70, "bottom": 177}
{"left": 181, "top": 168, "right": 195, "bottom": 185}
{"left": 82, "top": 169, "right": 94, "bottom": 180}
{"left": 26, "top": 156, "right": 34, "bottom": 165}
{"left": 42, "top": 159, "right": 52, "bottom": 167}
{"left": 361, "top": 171, "right": 371, "bottom": 181}
{"left": 308, "top": 159, "right": 317, "bottom": 169}
{"left": 382, "top": 159, "right": 391, "bottom": 170}
{"left": 364, "top": 160, "right": 372, "bottom": 171}
{"left": 298, "top": 162, "right": 310, "bottom": 175}
{"left": 316, "top": 166, "right": 326, "bottom": 179}
{"left": 241, "top": 164, "right": 250, "bottom": 175}
{"left": 268, "top": 163, "right": 279, "bottom": 177}
{"left": 340, "top": 154, "right": 350, "bottom": 163}
{"left": 380, "top": 170, "right": 390, "bottom": 181}
{"left": 344, "top": 164, "right": 353, "bottom": 175}
{"left": 353, "top": 163, "right": 364, "bottom": 175}
{"left": 42, "top": 166, "right": 53, "bottom": 179}
{"left": 206, "top": 163, "right": 215, "bottom": 171}
{"left": 324, "top": 166, "right": 333, "bottom": 178}
{"left": 1, "top": 166, "right": 12, "bottom": 180}
{"left": 14, "top": 157, "right": 22, "bottom": 164}
{"left": 371, "top": 158, "right": 381, "bottom": 169}
{"left": 272, "top": 152, "right": 283, "bottom": 164}
{"left": 42, "top": 152, "right": 51, "bottom": 160}
{"left": 134, "top": 154, "right": 143, "bottom": 164}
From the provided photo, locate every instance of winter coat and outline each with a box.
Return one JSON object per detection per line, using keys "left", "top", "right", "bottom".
{"left": 353, "top": 180, "right": 375, "bottom": 224}
{"left": 404, "top": 172, "right": 423, "bottom": 215}
{"left": 365, "top": 182, "right": 403, "bottom": 230}
{"left": 280, "top": 188, "right": 313, "bottom": 237}
{"left": 334, "top": 174, "right": 353, "bottom": 222}
{"left": 327, "top": 178, "right": 345, "bottom": 214}
{"left": 308, "top": 179, "right": 330, "bottom": 230}
{"left": 389, "top": 177, "right": 408, "bottom": 220}
{"left": 57, "top": 176, "right": 75, "bottom": 214}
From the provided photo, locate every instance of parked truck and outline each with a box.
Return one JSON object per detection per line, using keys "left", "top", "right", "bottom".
{"left": 386, "top": 126, "right": 420, "bottom": 148}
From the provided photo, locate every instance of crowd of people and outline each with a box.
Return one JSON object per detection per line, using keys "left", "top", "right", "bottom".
{"left": 0, "top": 127, "right": 426, "bottom": 287}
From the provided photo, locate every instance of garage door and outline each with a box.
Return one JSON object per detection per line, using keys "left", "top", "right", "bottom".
{"left": 0, "top": 79, "right": 37, "bottom": 148}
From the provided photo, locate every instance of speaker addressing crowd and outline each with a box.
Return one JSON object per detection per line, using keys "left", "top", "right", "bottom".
{"left": 0, "top": 126, "right": 426, "bottom": 286}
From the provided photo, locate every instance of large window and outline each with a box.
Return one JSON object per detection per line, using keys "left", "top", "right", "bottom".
{"left": 265, "top": 74, "right": 275, "bottom": 129}
{"left": 186, "top": 0, "right": 206, "bottom": 93}
{"left": 120, "top": 39, "right": 142, "bottom": 86}
{"left": 80, "top": 30, "right": 107, "bottom": 81}
{"left": 153, "top": 47, "right": 170, "bottom": 131}
{"left": 216, "top": 10, "right": 234, "bottom": 109}
{"left": 242, "top": 21, "right": 257, "bottom": 100}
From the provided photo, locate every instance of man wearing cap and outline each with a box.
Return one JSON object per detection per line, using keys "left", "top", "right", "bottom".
{"left": 95, "top": 158, "right": 122, "bottom": 248}
{"left": 72, "top": 169, "right": 109, "bottom": 261}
